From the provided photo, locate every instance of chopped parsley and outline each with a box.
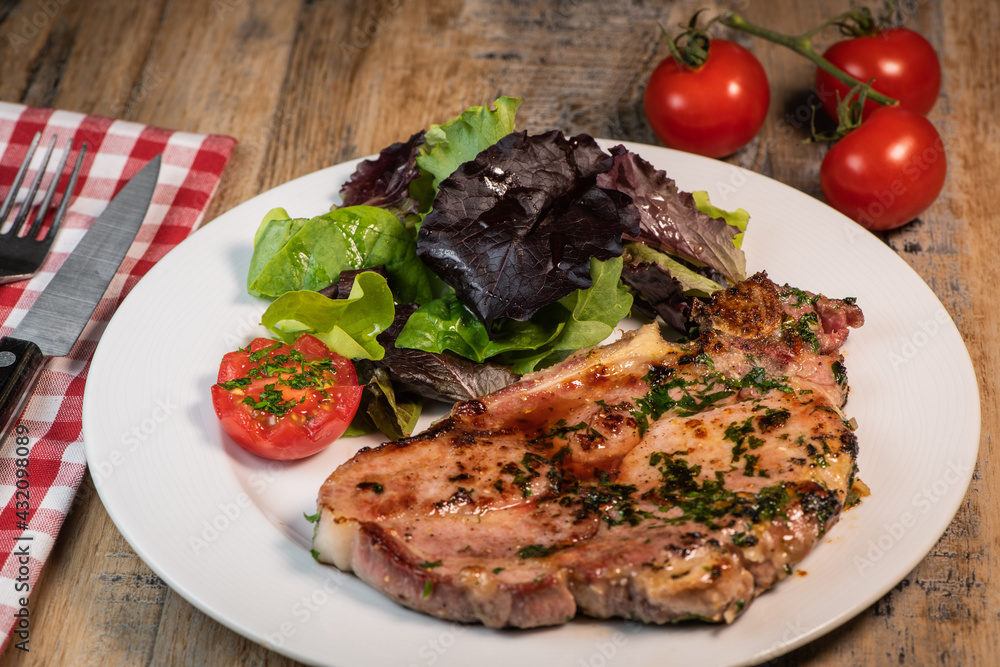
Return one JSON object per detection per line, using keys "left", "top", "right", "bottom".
{"left": 725, "top": 417, "right": 756, "bottom": 461}
{"left": 800, "top": 489, "right": 841, "bottom": 535}
{"left": 576, "top": 480, "right": 649, "bottom": 527}
{"left": 500, "top": 454, "right": 543, "bottom": 498}
{"left": 517, "top": 544, "right": 561, "bottom": 559}
{"left": 781, "top": 286, "right": 819, "bottom": 307}
{"left": 248, "top": 342, "right": 283, "bottom": 362}
{"left": 631, "top": 366, "right": 735, "bottom": 434}
{"left": 743, "top": 454, "right": 766, "bottom": 477}
{"left": 725, "top": 418, "right": 765, "bottom": 463}
{"left": 241, "top": 384, "right": 301, "bottom": 418}
{"left": 693, "top": 352, "right": 716, "bottom": 368}
{"left": 731, "top": 531, "right": 758, "bottom": 548}
{"left": 356, "top": 481, "right": 384, "bottom": 494}
{"left": 726, "top": 366, "right": 792, "bottom": 394}
{"left": 810, "top": 441, "right": 832, "bottom": 469}
{"left": 217, "top": 377, "right": 251, "bottom": 391}
{"left": 216, "top": 341, "right": 345, "bottom": 417}
{"left": 832, "top": 360, "right": 848, "bottom": 388}
{"left": 538, "top": 419, "right": 587, "bottom": 439}
{"left": 783, "top": 312, "right": 821, "bottom": 353}
{"left": 644, "top": 453, "right": 791, "bottom": 529}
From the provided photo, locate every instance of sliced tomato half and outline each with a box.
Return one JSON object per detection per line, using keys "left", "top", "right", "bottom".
{"left": 211, "top": 335, "right": 362, "bottom": 460}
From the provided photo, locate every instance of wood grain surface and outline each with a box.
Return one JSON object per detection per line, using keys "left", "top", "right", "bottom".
{"left": 1, "top": 0, "right": 996, "bottom": 664}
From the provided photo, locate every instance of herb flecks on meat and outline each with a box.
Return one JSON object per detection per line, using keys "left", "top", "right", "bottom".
{"left": 314, "top": 272, "right": 864, "bottom": 629}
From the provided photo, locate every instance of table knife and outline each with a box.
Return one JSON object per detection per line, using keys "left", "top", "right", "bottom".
{"left": 0, "top": 155, "right": 161, "bottom": 444}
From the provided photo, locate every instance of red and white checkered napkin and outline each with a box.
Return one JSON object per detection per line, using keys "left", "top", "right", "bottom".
{"left": 0, "top": 102, "right": 236, "bottom": 652}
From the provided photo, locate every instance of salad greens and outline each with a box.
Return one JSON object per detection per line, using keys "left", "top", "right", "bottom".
{"left": 248, "top": 205, "right": 432, "bottom": 304}
{"left": 344, "top": 367, "right": 421, "bottom": 441}
{"left": 691, "top": 190, "right": 749, "bottom": 250}
{"left": 246, "top": 96, "right": 750, "bottom": 436}
{"left": 335, "top": 97, "right": 521, "bottom": 226}
{"left": 374, "top": 302, "right": 521, "bottom": 403}
{"left": 416, "top": 130, "right": 639, "bottom": 327}
{"left": 260, "top": 270, "right": 395, "bottom": 360}
{"left": 596, "top": 145, "right": 748, "bottom": 285}
{"left": 396, "top": 256, "right": 631, "bottom": 374}
{"left": 338, "top": 131, "right": 424, "bottom": 220}
{"left": 415, "top": 96, "right": 521, "bottom": 194}
{"left": 623, "top": 242, "right": 725, "bottom": 297}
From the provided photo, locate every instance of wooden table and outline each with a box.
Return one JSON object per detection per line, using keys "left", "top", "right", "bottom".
{"left": 1, "top": 0, "right": 996, "bottom": 664}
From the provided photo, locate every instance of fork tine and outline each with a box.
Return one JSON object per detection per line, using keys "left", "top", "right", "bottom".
{"left": 9, "top": 134, "right": 57, "bottom": 236}
{"left": 46, "top": 142, "right": 87, "bottom": 242}
{"left": 0, "top": 131, "right": 42, "bottom": 228}
{"left": 27, "top": 137, "right": 74, "bottom": 240}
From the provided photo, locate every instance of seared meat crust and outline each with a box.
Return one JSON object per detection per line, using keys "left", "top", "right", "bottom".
{"left": 314, "top": 272, "right": 863, "bottom": 628}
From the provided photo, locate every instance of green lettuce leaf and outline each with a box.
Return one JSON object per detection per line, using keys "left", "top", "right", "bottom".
{"left": 260, "top": 271, "right": 395, "bottom": 360}
{"left": 247, "top": 209, "right": 341, "bottom": 297}
{"left": 546, "top": 255, "right": 633, "bottom": 354}
{"left": 395, "top": 293, "right": 563, "bottom": 363}
{"left": 413, "top": 96, "right": 521, "bottom": 197}
{"left": 247, "top": 205, "right": 433, "bottom": 303}
{"left": 395, "top": 257, "right": 631, "bottom": 374}
{"left": 498, "top": 256, "right": 632, "bottom": 373}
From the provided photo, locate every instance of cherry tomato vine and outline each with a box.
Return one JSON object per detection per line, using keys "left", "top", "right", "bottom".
{"left": 645, "top": 4, "right": 945, "bottom": 231}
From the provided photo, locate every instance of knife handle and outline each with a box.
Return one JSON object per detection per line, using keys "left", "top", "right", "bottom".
{"left": 0, "top": 338, "right": 45, "bottom": 446}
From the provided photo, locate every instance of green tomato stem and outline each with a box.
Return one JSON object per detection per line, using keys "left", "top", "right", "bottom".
{"left": 719, "top": 11, "right": 899, "bottom": 107}
{"left": 800, "top": 9, "right": 870, "bottom": 39}
{"left": 659, "top": 22, "right": 709, "bottom": 70}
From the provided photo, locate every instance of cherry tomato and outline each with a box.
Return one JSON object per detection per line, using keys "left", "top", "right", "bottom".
{"left": 820, "top": 106, "right": 946, "bottom": 231}
{"left": 211, "top": 335, "right": 362, "bottom": 460}
{"left": 644, "top": 39, "right": 770, "bottom": 158}
{"left": 815, "top": 27, "right": 941, "bottom": 120}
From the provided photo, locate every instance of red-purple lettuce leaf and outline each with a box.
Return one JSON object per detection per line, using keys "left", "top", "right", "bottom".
{"left": 623, "top": 242, "right": 724, "bottom": 297}
{"left": 377, "top": 347, "right": 521, "bottom": 404}
{"left": 416, "top": 130, "right": 640, "bottom": 327}
{"left": 621, "top": 261, "right": 690, "bottom": 333}
{"left": 338, "top": 131, "right": 425, "bottom": 219}
{"left": 596, "top": 145, "right": 746, "bottom": 285}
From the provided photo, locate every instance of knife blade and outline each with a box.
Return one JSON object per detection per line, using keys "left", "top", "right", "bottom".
{"left": 0, "top": 155, "right": 161, "bottom": 444}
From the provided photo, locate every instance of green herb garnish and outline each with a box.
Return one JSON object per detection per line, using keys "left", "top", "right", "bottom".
{"left": 356, "top": 481, "right": 384, "bottom": 494}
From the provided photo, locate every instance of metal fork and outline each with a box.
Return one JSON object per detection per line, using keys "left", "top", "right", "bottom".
{"left": 0, "top": 132, "right": 87, "bottom": 285}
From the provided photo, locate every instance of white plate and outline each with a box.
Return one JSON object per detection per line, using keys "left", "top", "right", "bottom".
{"left": 83, "top": 140, "right": 980, "bottom": 667}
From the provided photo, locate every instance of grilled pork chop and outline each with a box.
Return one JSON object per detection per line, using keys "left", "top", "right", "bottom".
{"left": 313, "top": 272, "right": 864, "bottom": 628}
